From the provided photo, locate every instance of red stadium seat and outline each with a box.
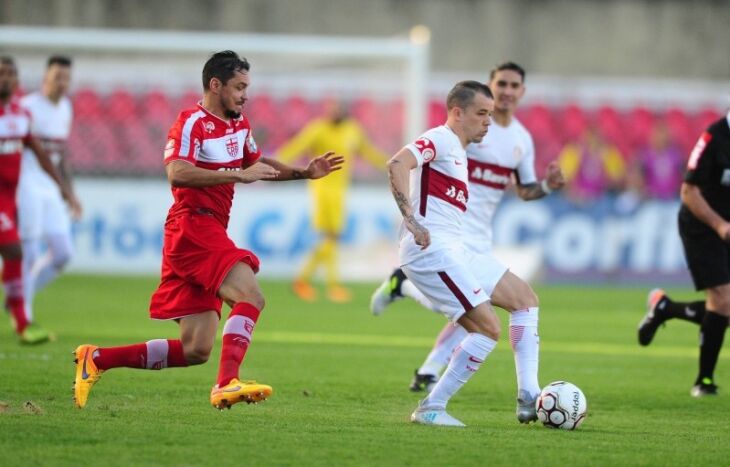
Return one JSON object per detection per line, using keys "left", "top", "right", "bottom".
{"left": 663, "top": 107, "right": 693, "bottom": 154}
{"left": 143, "top": 89, "right": 175, "bottom": 126}
{"left": 519, "top": 103, "right": 553, "bottom": 144}
{"left": 72, "top": 88, "right": 103, "bottom": 120}
{"left": 350, "top": 97, "right": 379, "bottom": 133}
{"left": 694, "top": 107, "right": 722, "bottom": 135}
{"left": 107, "top": 89, "right": 138, "bottom": 123}
{"left": 282, "top": 95, "right": 316, "bottom": 135}
{"left": 626, "top": 106, "right": 656, "bottom": 150}
{"left": 560, "top": 104, "right": 589, "bottom": 143}
{"left": 428, "top": 99, "right": 447, "bottom": 128}
{"left": 175, "top": 90, "right": 201, "bottom": 112}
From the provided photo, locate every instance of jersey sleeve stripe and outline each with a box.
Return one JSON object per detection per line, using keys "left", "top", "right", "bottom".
{"left": 419, "top": 162, "right": 431, "bottom": 216}
{"left": 179, "top": 110, "right": 205, "bottom": 158}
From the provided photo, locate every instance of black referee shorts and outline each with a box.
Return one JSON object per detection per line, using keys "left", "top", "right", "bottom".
{"left": 679, "top": 217, "right": 730, "bottom": 291}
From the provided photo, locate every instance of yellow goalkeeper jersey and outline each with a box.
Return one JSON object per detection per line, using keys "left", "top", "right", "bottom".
{"left": 276, "top": 118, "right": 387, "bottom": 189}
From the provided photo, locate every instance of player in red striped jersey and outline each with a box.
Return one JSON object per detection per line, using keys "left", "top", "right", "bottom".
{"left": 388, "top": 81, "right": 498, "bottom": 426}
{"left": 0, "top": 56, "right": 80, "bottom": 344}
{"left": 72, "top": 51, "right": 343, "bottom": 410}
{"left": 374, "top": 63, "right": 565, "bottom": 424}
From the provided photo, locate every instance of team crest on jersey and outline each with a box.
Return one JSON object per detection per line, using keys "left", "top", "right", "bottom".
{"left": 204, "top": 121, "right": 215, "bottom": 133}
{"left": 226, "top": 137, "right": 239, "bottom": 157}
{"left": 246, "top": 135, "right": 258, "bottom": 154}
{"left": 414, "top": 137, "right": 436, "bottom": 162}
{"left": 163, "top": 139, "right": 176, "bottom": 159}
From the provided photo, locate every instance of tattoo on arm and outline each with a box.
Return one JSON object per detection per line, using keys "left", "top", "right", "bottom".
{"left": 389, "top": 162, "right": 412, "bottom": 217}
{"left": 519, "top": 183, "right": 546, "bottom": 200}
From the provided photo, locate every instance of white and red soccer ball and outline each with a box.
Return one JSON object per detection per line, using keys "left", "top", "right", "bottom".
{"left": 535, "top": 381, "right": 587, "bottom": 430}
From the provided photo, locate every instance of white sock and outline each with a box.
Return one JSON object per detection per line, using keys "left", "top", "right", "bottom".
{"left": 21, "top": 238, "right": 41, "bottom": 321}
{"left": 402, "top": 279, "right": 439, "bottom": 313}
{"left": 510, "top": 307, "right": 540, "bottom": 398}
{"left": 418, "top": 323, "right": 468, "bottom": 376}
{"left": 32, "top": 234, "right": 73, "bottom": 292}
{"left": 422, "top": 333, "right": 496, "bottom": 410}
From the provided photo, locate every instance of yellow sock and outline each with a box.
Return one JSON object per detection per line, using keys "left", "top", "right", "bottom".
{"left": 322, "top": 238, "right": 340, "bottom": 288}
{"left": 298, "top": 240, "right": 328, "bottom": 282}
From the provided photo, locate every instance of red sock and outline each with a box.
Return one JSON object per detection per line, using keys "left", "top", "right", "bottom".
{"left": 94, "top": 339, "right": 188, "bottom": 370}
{"left": 217, "top": 303, "right": 261, "bottom": 387}
{"left": 3, "top": 258, "right": 27, "bottom": 334}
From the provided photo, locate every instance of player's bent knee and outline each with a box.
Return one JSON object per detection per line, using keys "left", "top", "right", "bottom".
{"left": 183, "top": 342, "right": 213, "bottom": 365}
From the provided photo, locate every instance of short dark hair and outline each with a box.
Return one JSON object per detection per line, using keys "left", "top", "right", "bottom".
{"left": 446, "top": 80, "right": 493, "bottom": 110}
{"left": 0, "top": 56, "right": 16, "bottom": 67}
{"left": 489, "top": 61, "right": 526, "bottom": 82}
{"left": 202, "top": 50, "right": 250, "bottom": 90}
{"left": 47, "top": 55, "right": 72, "bottom": 68}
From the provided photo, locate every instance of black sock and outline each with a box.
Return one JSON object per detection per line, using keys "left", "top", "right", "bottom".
{"left": 390, "top": 268, "right": 407, "bottom": 296}
{"left": 696, "top": 310, "right": 729, "bottom": 386}
{"left": 661, "top": 298, "right": 705, "bottom": 325}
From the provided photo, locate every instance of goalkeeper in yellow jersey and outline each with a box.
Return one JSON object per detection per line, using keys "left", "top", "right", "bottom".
{"left": 277, "top": 99, "right": 388, "bottom": 303}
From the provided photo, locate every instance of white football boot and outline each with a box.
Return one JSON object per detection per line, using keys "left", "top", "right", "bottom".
{"left": 410, "top": 406, "right": 465, "bottom": 427}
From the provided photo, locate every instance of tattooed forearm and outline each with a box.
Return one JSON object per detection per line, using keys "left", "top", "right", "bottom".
{"left": 517, "top": 183, "right": 546, "bottom": 201}
{"left": 388, "top": 161, "right": 412, "bottom": 218}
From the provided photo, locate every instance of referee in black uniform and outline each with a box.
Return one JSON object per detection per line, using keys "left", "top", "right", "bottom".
{"left": 638, "top": 109, "right": 730, "bottom": 397}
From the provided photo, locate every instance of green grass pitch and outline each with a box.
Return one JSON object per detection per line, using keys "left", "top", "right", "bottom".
{"left": 1, "top": 275, "right": 730, "bottom": 466}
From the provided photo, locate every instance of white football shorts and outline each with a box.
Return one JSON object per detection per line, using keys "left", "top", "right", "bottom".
{"left": 402, "top": 247, "right": 508, "bottom": 322}
{"left": 17, "top": 175, "right": 71, "bottom": 240}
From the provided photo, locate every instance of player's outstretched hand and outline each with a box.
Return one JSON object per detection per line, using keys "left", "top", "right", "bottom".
{"left": 405, "top": 215, "right": 430, "bottom": 250}
{"left": 545, "top": 161, "right": 566, "bottom": 191}
{"left": 307, "top": 152, "right": 344, "bottom": 179}
{"left": 238, "top": 162, "right": 281, "bottom": 183}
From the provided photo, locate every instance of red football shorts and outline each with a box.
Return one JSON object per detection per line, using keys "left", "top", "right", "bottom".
{"left": 149, "top": 212, "right": 260, "bottom": 320}
{"left": 0, "top": 187, "right": 20, "bottom": 246}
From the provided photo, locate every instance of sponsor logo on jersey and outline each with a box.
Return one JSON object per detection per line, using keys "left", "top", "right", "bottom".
{"left": 445, "top": 185, "right": 467, "bottom": 205}
{"left": 470, "top": 166, "right": 511, "bottom": 187}
{"left": 687, "top": 132, "right": 711, "bottom": 170}
{"left": 468, "top": 159, "right": 514, "bottom": 189}
{"left": 414, "top": 137, "right": 436, "bottom": 162}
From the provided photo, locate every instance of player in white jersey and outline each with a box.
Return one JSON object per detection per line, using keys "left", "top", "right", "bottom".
{"left": 391, "top": 80, "right": 514, "bottom": 427}
{"left": 18, "top": 56, "right": 82, "bottom": 331}
{"left": 373, "top": 63, "right": 565, "bottom": 424}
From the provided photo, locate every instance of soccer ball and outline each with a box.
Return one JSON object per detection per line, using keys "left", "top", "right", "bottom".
{"left": 535, "top": 381, "right": 587, "bottom": 430}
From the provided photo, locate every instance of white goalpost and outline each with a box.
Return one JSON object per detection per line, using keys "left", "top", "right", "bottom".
{"left": 0, "top": 25, "right": 430, "bottom": 143}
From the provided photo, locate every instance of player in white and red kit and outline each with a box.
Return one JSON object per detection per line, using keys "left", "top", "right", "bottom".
{"left": 373, "top": 63, "right": 565, "bottom": 424}
{"left": 19, "top": 56, "right": 82, "bottom": 332}
{"left": 388, "top": 80, "right": 501, "bottom": 426}
{"left": 0, "top": 56, "right": 80, "bottom": 344}
{"left": 72, "top": 51, "right": 343, "bottom": 410}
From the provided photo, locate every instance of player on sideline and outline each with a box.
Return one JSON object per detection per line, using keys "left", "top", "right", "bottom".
{"left": 638, "top": 108, "right": 730, "bottom": 397}
{"left": 19, "top": 55, "right": 82, "bottom": 334}
{"left": 372, "top": 63, "right": 564, "bottom": 422}
{"left": 389, "top": 80, "right": 507, "bottom": 427}
{"left": 0, "top": 56, "right": 80, "bottom": 344}
{"left": 72, "top": 51, "right": 343, "bottom": 410}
